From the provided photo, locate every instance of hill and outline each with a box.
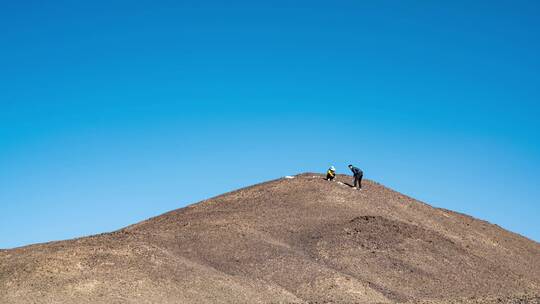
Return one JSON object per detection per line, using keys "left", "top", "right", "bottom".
{"left": 1, "top": 173, "right": 539, "bottom": 303}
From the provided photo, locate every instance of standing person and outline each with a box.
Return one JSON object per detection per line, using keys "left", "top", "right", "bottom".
{"left": 326, "top": 166, "right": 336, "bottom": 181}
{"left": 348, "top": 164, "right": 363, "bottom": 189}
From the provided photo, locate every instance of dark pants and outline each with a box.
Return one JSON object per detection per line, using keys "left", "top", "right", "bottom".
{"left": 326, "top": 173, "right": 335, "bottom": 181}
{"left": 353, "top": 174, "right": 363, "bottom": 188}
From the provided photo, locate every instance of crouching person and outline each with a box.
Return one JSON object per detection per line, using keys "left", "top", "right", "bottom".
{"left": 326, "top": 166, "right": 336, "bottom": 181}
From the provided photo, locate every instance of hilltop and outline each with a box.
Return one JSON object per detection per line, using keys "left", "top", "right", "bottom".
{"left": 1, "top": 173, "right": 539, "bottom": 303}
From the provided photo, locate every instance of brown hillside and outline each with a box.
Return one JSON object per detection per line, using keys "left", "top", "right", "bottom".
{"left": 1, "top": 173, "right": 539, "bottom": 304}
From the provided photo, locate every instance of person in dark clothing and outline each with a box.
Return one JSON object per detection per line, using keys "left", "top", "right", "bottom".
{"left": 348, "top": 164, "right": 363, "bottom": 189}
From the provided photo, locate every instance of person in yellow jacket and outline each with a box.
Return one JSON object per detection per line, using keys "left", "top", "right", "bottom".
{"left": 326, "top": 166, "right": 336, "bottom": 181}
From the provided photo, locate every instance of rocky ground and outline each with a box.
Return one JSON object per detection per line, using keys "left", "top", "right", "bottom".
{"left": 1, "top": 173, "right": 539, "bottom": 303}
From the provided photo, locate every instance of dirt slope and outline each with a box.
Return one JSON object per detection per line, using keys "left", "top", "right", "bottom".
{"left": 1, "top": 173, "right": 539, "bottom": 304}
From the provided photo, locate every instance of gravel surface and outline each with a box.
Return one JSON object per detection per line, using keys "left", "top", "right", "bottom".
{"left": 1, "top": 173, "right": 539, "bottom": 303}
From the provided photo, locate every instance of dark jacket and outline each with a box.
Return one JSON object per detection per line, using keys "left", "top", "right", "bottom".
{"left": 350, "top": 166, "right": 363, "bottom": 176}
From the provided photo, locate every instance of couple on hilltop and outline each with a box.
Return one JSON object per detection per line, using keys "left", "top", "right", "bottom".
{"left": 326, "top": 164, "right": 363, "bottom": 190}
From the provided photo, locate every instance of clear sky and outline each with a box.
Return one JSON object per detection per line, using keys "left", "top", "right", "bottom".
{"left": 1, "top": 1, "right": 539, "bottom": 249}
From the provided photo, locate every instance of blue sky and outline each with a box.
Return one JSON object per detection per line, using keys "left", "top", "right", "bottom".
{"left": 1, "top": 0, "right": 539, "bottom": 248}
